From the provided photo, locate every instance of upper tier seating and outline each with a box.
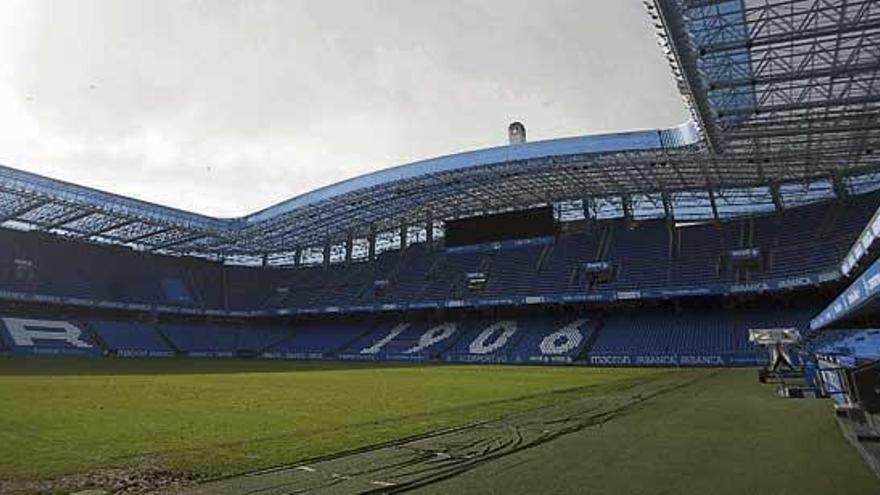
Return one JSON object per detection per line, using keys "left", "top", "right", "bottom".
{"left": 0, "top": 192, "right": 875, "bottom": 312}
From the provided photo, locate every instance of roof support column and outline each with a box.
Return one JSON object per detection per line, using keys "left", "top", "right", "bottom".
{"left": 770, "top": 182, "right": 784, "bottom": 216}
{"left": 661, "top": 191, "right": 674, "bottom": 226}
{"left": 344, "top": 233, "right": 354, "bottom": 264}
{"left": 708, "top": 189, "right": 720, "bottom": 226}
{"left": 399, "top": 222, "right": 408, "bottom": 251}
{"left": 294, "top": 246, "right": 302, "bottom": 267}
{"left": 368, "top": 226, "right": 377, "bottom": 261}
{"left": 832, "top": 172, "right": 848, "bottom": 202}
{"left": 621, "top": 194, "right": 633, "bottom": 228}
{"left": 662, "top": 191, "right": 677, "bottom": 258}
{"left": 323, "top": 243, "right": 331, "bottom": 267}
{"left": 425, "top": 213, "right": 434, "bottom": 250}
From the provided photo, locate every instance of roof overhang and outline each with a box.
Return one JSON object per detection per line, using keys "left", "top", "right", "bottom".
{"left": 1, "top": 0, "right": 878, "bottom": 257}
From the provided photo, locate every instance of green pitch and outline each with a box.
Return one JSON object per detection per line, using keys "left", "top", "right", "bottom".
{"left": 0, "top": 358, "right": 660, "bottom": 480}
{"left": 0, "top": 358, "right": 876, "bottom": 495}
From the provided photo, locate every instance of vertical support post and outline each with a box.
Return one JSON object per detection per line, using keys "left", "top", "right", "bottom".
{"left": 621, "top": 194, "right": 633, "bottom": 228}
{"left": 662, "top": 190, "right": 674, "bottom": 226}
{"left": 832, "top": 172, "right": 848, "bottom": 202}
{"left": 708, "top": 189, "right": 721, "bottom": 226}
{"left": 294, "top": 246, "right": 302, "bottom": 268}
{"left": 399, "top": 222, "right": 408, "bottom": 251}
{"left": 368, "top": 226, "right": 377, "bottom": 261}
{"left": 662, "top": 190, "right": 676, "bottom": 257}
{"left": 770, "top": 181, "right": 784, "bottom": 216}
{"left": 582, "top": 196, "right": 593, "bottom": 233}
{"left": 323, "top": 243, "right": 331, "bottom": 267}
{"left": 345, "top": 233, "right": 354, "bottom": 263}
{"left": 221, "top": 261, "right": 230, "bottom": 311}
{"left": 425, "top": 213, "right": 434, "bottom": 250}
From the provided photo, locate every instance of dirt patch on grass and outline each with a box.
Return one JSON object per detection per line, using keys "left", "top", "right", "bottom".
{"left": 0, "top": 465, "right": 203, "bottom": 494}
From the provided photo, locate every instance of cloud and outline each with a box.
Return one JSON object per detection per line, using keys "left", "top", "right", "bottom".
{"left": 0, "top": 0, "right": 687, "bottom": 217}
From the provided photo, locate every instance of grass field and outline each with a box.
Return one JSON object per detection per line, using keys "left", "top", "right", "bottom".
{"left": 0, "top": 358, "right": 662, "bottom": 482}
{"left": 409, "top": 368, "right": 880, "bottom": 495}
{"left": 0, "top": 358, "right": 877, "bottom": 494}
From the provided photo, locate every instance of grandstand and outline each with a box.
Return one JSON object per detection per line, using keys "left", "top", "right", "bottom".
{"left": 1, "top": 0, "right": 879, "bottom": 492}
{"left": 0, "top": 190, "right": 870, "bottom": 365}
{"left": 0, "top": 0, "right": 878, "bottom": 371}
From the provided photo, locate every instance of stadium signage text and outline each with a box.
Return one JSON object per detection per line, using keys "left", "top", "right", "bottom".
{"left": 730, "top": 282, "right": 769, "bottom": 293}
{"left": 589, "top": 354, "right": 761, "bottom": 367}
{"left": 2, "top": 317, "right": 93, "bottom": 350}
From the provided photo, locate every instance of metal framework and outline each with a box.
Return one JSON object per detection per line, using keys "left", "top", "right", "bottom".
{"left": 0, "top": 0, "right": 877, "bottom": 260}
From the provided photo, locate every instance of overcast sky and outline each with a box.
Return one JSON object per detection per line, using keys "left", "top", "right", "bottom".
{"left": 0, "top": 0, "right": 688, "bottom": 218}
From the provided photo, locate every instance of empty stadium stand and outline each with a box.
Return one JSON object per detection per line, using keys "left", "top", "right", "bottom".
{"left": 89, "top": 320, "right": 173, "bottom": 357}
{"left": 0, "top": 191, "right": 875, "bottom": 317}
{"left": 590, "top": 308, "right": 810, "bottom": 366}
{"left": 0, "top": 190, "right": 869, "bottom": 369}
{"left": 1, "top": 0, "right": 877, "bottom": 372}
{"left": 0, "top": 303, "right": 811, "bottom": 366}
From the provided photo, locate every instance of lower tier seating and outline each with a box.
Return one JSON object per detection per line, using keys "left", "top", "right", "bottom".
{"left": 0, "top": 305, "right": 810, "bottom": 366}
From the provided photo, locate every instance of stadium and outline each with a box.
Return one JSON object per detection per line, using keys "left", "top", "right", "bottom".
{"left": 1, "top": 0, "right": 880, "bottom": 493}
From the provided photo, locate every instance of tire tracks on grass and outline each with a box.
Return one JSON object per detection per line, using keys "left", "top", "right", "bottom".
{"left": 178, "top": 370, "right": 715, "bottom": 495}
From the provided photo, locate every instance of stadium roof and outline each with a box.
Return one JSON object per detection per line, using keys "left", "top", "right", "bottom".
{"left": 0, "top": 0, "right": 878, "bottom": 259}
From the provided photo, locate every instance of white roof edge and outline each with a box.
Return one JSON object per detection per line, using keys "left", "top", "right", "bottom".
{"left": 243, "top": 121, "right": 700, "bottom": 223}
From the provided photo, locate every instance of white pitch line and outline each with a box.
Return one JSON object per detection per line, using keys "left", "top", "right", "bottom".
{"left": 370, "top": 480, "right": 396, "bottom": 487}
{"left": 296, "top": 463, "right": 389, "bottom": 487}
